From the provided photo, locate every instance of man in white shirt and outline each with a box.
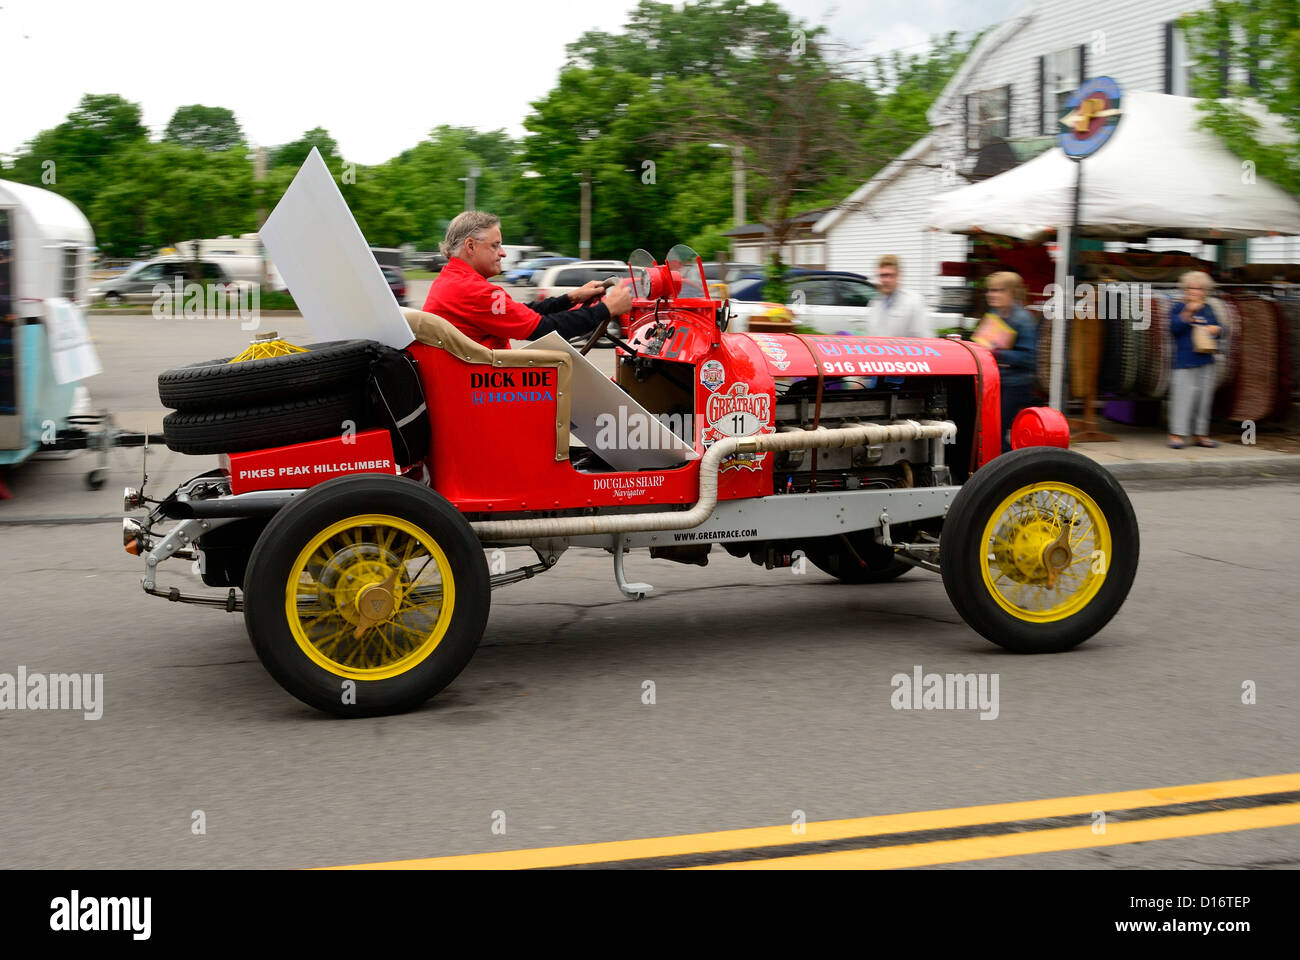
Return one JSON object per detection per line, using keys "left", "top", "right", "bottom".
{"left": 869, "top": 255, "right": 933, "bottom": 338}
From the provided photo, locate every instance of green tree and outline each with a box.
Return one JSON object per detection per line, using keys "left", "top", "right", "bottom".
{"left": 164, "top": 105, "right": 244, "bottom": 152}
{"left": 7, "top": 93, "right": 148, "bottom": 213}
{"left": 89, "top": 141, "right": 255, "bottom": 256}
{"left": 1182, "top": 1, "right": 1300, "bottom": 197}
{"left": 558, "top": 0, "right": 967, "bottom": 267}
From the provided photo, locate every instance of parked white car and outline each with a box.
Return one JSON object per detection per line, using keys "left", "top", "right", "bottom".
{"left": 532, "top": 260, "right": 628, "bottom": 300}
{"left": 726, "top": 271, "right": 878, "bottom": 334}
{"left": 726, "top": 270, "right": 951, "bottom": 336}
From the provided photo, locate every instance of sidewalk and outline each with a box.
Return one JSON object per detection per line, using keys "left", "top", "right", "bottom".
{"left": 1070, "top": 420, "right": 1300, "bottom": 480}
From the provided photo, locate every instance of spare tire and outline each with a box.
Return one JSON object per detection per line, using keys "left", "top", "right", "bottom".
{"left": 162, "top": 391, "right": 375, "bottom": 455}
{"left": 158, "top": 340, "right": 378, "bottom": 412}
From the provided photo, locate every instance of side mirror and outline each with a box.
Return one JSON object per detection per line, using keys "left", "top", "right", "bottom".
{"left": 716, "top": 300, "right": 730, "bottom": 332}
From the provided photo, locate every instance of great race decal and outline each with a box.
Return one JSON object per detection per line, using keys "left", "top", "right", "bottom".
{"left": 699, "top": 359, "right": 726, "bottom": 392}
{"left": 701, "top": 382, "right": 772, "bottom": 473}
{"left": 470, "top": 369, "right": 555, "bottom": 404}
{"left": 750, "top": 334, "right": 792, "bottom": 371}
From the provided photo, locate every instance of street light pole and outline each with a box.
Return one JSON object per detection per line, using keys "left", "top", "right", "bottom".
{"left": 459, "top": 166, "right": 481, "bottom": 211}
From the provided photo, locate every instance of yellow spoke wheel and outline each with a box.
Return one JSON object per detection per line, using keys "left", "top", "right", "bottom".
{"left": 244, "top": 474, "right": 490, "bottom": 717}
{"left": 979, "top": 482, "right": 1110, "bottom": 623}
{"left": 939, "top": 448, "right": 1138, "bottom": 654}
{"left": 286, "top": 515, "right": 456, "bottom": 680}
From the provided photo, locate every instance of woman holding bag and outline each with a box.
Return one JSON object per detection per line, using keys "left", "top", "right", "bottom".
{"left": 1167, "top": 270, "right": 1222, "bottom": 449}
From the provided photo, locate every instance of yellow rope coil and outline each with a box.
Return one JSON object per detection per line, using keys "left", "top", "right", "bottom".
{"left": 228, "top": 338, "right": 307, "bottom": 363}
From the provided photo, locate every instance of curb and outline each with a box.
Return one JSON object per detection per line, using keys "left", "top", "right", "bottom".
{"left": 1099, "top": 455, "right": 1300, "bottom": 481}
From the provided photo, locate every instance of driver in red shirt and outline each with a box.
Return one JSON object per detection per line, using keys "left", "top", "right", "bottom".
{"left": 421, "top": 211, "right": 633, "bottom": 349}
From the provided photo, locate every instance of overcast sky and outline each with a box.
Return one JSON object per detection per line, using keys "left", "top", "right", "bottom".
{"left": 0, "top": 0, "right": 1015, "bottom": 166}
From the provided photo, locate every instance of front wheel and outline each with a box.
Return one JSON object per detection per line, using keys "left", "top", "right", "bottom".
{"left": 243, "top": 474, "right": 490, "bottom": 716}
{"left": 939, "top": 448, "right": 1138, "bottom": 653}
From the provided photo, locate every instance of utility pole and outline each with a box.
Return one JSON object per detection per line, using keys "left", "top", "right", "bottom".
{"left": 732, "top": 144, "right": 746, "bottom": 229}
{"left": 254, "top": 146, "right": 268, "bottom": 286}
{"left": 254, "top": 146, "right": 267, "bottom": 229}
{"left": 579, "top": 169, "right": 591, "bottom": 260}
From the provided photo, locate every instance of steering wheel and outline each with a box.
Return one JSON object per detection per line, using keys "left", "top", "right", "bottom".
{"left": 578, "top": 277, "right": 623, "bottom": 355}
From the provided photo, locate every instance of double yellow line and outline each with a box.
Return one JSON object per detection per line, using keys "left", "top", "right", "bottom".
{"left": 328, "top": 773, "right": 1300, "bottom": 870}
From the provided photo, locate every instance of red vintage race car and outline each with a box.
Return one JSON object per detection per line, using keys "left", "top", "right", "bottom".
{"left": 124, "top": 244, "right": 1139, "bottom": 717}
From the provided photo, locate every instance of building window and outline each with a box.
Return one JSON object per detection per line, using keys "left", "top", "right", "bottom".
{"left": 1044, "top": 47, "right": 1081, "bottom": 134}
{"left": 1165, "top": 22, "right": 1193, "bottom": 96}
{"left": 61, "top": 247, "right": 78, "bottom": 300}
{"left": 966, "top": 87, "right": 1009, "bottom": 153}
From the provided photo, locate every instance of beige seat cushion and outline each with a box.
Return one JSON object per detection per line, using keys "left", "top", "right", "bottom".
{"left": 400, "top": 308, "right": 574, "bottom": 461}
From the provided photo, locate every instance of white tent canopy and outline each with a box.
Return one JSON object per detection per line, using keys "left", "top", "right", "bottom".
{"left": 927, "top": 92, "right": 1300, "bottom": 241}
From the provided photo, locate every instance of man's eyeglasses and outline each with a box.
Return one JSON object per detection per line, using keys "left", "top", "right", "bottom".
{"left": 469, "top": 236, "right": 503, "bottom": 252}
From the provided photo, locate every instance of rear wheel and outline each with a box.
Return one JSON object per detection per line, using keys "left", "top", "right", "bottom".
{"left": 804, "top": 532, "right": 912, "bottom": 583}
{"left": 939, "top": 448, "right": 1138, "bottom": 653}
{"left": 243, "top": 475, "right": 489, "bottom": 716}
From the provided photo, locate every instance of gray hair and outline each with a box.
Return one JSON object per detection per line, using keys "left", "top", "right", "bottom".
{"left": 1180, "top": 270, "right": 1214, "bottom": 293}
{"left": 442, "top": 211, "right": 500, "bottom": 259}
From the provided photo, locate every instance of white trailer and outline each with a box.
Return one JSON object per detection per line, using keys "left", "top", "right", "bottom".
{"left": 0, "top": 178, "right": 154, "bottom": 494}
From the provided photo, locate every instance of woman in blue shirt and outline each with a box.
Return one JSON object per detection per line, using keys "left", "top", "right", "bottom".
{"left": 985, "top": 271, "right": 1039, "bottom": 453}
{"left": 1167, "top": 271, "right": 1222, "bottom": 449}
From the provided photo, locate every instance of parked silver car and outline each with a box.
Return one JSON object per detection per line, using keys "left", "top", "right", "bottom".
{"left": 89, "top": 258, "right": 250, "bottom": 305}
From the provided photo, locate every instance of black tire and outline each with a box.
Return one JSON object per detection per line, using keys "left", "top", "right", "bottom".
{"left": 162, "top": 391, "right": 371, "bottom": 455}
{"left": 939, "top": 448, "right": 1139, "bottom": 653}
{"left": 158, "top": 340, "right": 378, "bottom": 412}
{"left": 243, "top": 475, "right": 490, "bottom": 717}
{"left": 803, "top": 532, "right": 913, "bottom": 583}
{"left": 104, "top": 292, "right": 124, "bottom": 306}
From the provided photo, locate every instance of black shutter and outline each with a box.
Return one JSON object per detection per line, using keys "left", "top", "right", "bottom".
{"left": 1247, "top": 15, "right": 1258, "bottom": 91}
{"left": 1078, "top": 42, "right": 1087, "bottom": 85}
{"left": 1037, "top": 55, "right": 1046, "bottom": 135}
{"left": 1218, "top": 40, "right": 1229, "bottom": 96}
{"left": 964, "top": 92, "right": 971, "bottom": 153}
{"left": 1163, "top": 21, "right": 1174, "bottom": 94}
{"left": 1004, "top": 84, "right": 1012, "bottom": 139}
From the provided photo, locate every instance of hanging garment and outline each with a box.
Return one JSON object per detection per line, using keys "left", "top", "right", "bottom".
{"left": 1227, "top": 294, "right": 1280, "bottom": 422}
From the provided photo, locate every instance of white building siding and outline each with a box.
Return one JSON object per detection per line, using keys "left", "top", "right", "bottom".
{"left": 821, "top": 0, "right": 1299, "bottom": 295}
{"left": 926, "top": 0, "right": 1200, "bottom": 153}
{"left": 1247, "top": 235, "right": 1300, "bottom": 263}
{"left": 821, "top": 150, "right": 967, "bottom": 304}
{"left": 732, "top": 238, "right": 825, "bottom": 269}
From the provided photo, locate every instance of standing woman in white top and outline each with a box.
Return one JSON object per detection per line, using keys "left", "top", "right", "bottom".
{"left": 869, "top": 255, "right": 933, "bottom": 338}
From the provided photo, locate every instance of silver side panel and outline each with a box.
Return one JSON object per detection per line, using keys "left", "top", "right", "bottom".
{"left": 561, "top": 486, "right": 958, "bottom": 550}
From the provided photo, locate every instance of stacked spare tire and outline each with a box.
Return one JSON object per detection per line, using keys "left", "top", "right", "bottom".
{"left": 158, "top": 338, "right": 429, "bottom": 466}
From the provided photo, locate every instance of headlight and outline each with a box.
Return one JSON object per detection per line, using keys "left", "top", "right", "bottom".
{"left": 122, "top": 517, "right": 143, "bottom": 555}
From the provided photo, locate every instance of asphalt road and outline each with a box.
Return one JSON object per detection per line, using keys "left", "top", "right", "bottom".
{"left": 0, "top": 313, "right": 1296, "bottom": 869}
